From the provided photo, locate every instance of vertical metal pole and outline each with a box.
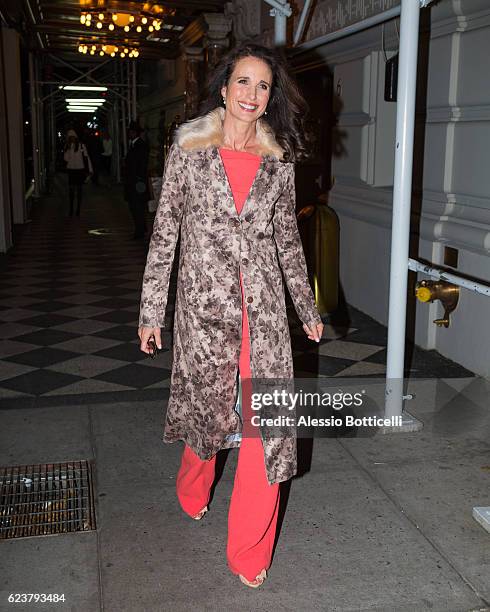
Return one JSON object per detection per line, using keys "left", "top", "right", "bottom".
{"left": 113, "top": 101, "right": 121, "bottom": 183}
{"left": 50, "top": 95, "right": 56, "bottom": 172}
{"left": 264, "top": 0, "right": 291, "bottom": 45}
{"left": 274, "top": 1, "right": 288, "bottom": 45}
{"left": 36, "top": 57, "right": 46, "bottom": 192}
{"left": 120, "top": 64, "right": 128, "bottom": 156}
{"left": 384, "top": 0, "right": 421, "bottom": 419}
{"left": 126, "top": 62, "right": 132, "bottom": 122}
{"left": 132, "top": 61, "right": 137, "bottom": 121}
{"left": 28, "top": 52, "right": 41, "bottom": 197}
{"left": 121, "top": 97, "right": 128, "bottom": 157}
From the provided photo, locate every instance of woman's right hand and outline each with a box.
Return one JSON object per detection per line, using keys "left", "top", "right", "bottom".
{"left": 138, "top": 326, "right": 162, "bottom": 354}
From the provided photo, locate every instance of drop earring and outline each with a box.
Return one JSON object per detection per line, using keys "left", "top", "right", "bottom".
{"left": 222, "top": 97, "right": 226, "bottom": 106}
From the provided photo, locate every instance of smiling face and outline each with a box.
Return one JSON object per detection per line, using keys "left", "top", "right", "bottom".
{"left": 220, "top": 55, "right": 272, "bottom": 123}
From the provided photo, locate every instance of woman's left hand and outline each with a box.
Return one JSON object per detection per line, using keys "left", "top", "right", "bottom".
{"left": 303, "top": 321, "right": 324, "bottom": 343}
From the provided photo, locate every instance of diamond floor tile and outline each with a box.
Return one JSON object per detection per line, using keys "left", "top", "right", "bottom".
{"left": 94, "top": 363, "right": 170, "bottom": 388}
{"left": 4, "top": 347, "right": 80, "bottom": 368}
{"left": 1, "top": 369, "right": 83, "bottom": 395}
{"left": 46, "top": 355, "right": 129, "bottom": 378}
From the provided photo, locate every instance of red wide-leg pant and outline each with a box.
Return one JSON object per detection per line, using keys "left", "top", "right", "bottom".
{"left": 176, "top": 273, "right": 280, "bottom": 582}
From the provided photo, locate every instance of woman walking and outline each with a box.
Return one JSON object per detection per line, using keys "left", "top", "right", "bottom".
{"left": 138, "top": 41, "right": 323, "bottom": 588}
{"left": 63, "top": 129, "right": 92, "bottom": 216}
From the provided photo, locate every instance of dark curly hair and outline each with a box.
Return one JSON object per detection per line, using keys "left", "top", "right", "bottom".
{"left": 198, "top": 41, "right": 309, "bottom": 163}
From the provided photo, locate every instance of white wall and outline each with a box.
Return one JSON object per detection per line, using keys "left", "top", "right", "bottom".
{"left": 313, "top": 0, "right": 490, "bottom": 378}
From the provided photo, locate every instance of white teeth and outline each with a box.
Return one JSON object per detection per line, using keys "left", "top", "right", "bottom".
{"left": 238, "top": 102, "right": 257, "bottom": 110}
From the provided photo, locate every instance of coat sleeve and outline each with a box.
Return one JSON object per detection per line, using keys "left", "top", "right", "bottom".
{"left": 273, "top": 162, "right": 322, "bottom": 330}
{"left": 138, "top": 142, "right": 187, "bottom": 328}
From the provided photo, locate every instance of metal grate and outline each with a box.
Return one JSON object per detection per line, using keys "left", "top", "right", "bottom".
{"left": 0, "top": 460, "right": 96, "bottom": 539}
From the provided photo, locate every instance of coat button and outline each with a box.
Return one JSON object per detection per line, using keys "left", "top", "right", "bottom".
{"left": 247, "top": 296, "right": 253, "bottom": 303}
{"left": 257, "top": 232, "right": 264, "bottom": 239}
{"left": 244, "top": 214, "right": 253, "bottom": 222}
{"left": 242, "top": 258, "right": 249, "bottom": 266}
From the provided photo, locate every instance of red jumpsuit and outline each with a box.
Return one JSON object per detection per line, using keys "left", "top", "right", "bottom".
{"left": 175, "top": 147, "right": 280, "bottom": 582}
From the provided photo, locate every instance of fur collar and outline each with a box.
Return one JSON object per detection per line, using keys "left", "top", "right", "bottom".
{"left": 175, "top": 106, "right": 285, "bottom": 160}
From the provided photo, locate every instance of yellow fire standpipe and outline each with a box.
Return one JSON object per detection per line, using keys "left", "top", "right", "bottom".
{"left": 297, "top": 195, "right": 339, "bottom": 317}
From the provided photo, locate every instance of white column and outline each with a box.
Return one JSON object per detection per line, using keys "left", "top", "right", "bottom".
{"left": 2, "top": 28, "right": 26, "bottom": 225}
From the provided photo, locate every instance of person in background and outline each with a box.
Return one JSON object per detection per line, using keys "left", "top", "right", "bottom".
{"left": 63, "top": 129, "right": 93, "bottom": 216}
{"left": 101, "top": 130, "right": 113, "bottom": 177}
{"left": 123, "top": 121, "right": 149, "bottom": 240}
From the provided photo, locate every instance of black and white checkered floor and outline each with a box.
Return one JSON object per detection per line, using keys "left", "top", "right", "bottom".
{"left": 0, "top": 176, "right": 474, "bottom": 408}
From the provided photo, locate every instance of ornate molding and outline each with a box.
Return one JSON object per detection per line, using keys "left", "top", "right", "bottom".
{"left": 203, "top": 12, "right": 233, "bottom": 48}
{"left": 330, "top": 182, "right": 490, "bottom": 255}
{"left": 224, "top": 0, "right": 262, "bottom": 42}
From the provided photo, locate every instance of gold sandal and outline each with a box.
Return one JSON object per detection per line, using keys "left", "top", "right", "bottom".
{"left": 239, "top": 569, "right": 267, "bottom": 588}
{"left": 192, "top": 505, "right": 208, "bottom": 520}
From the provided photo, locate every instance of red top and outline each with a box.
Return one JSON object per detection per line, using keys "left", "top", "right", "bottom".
{"left": 219, "top": 147, "right": 261, "bottom": 215}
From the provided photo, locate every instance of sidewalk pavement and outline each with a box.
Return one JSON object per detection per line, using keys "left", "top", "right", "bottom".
{"left": 1, "top": 376, "right": 489, "bottom": 612}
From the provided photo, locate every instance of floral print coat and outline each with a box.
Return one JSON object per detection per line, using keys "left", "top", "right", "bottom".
{"left": 139, "top": 106, "right": 322, "bottom": 484}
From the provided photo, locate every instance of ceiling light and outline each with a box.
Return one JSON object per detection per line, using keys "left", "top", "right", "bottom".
{"left": 113, "top": 12, "right": 131, "bottom": 27}
{"left": 66, "top": 104, "right": 97, "bottom": 112}
{"left": 67, "top": 103, "right": 99, "bottom": 108}
{"left": 66, "top": 103, "right": 104, "bottom": 107}
{"left": 67, "top": 108, "right": 96, "bottom": 113}
{"left": 65, "top": 98, "right": 106, "bottom": 103}
{"left": 61, "top": 85, "right": 108, "bottom": 91}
